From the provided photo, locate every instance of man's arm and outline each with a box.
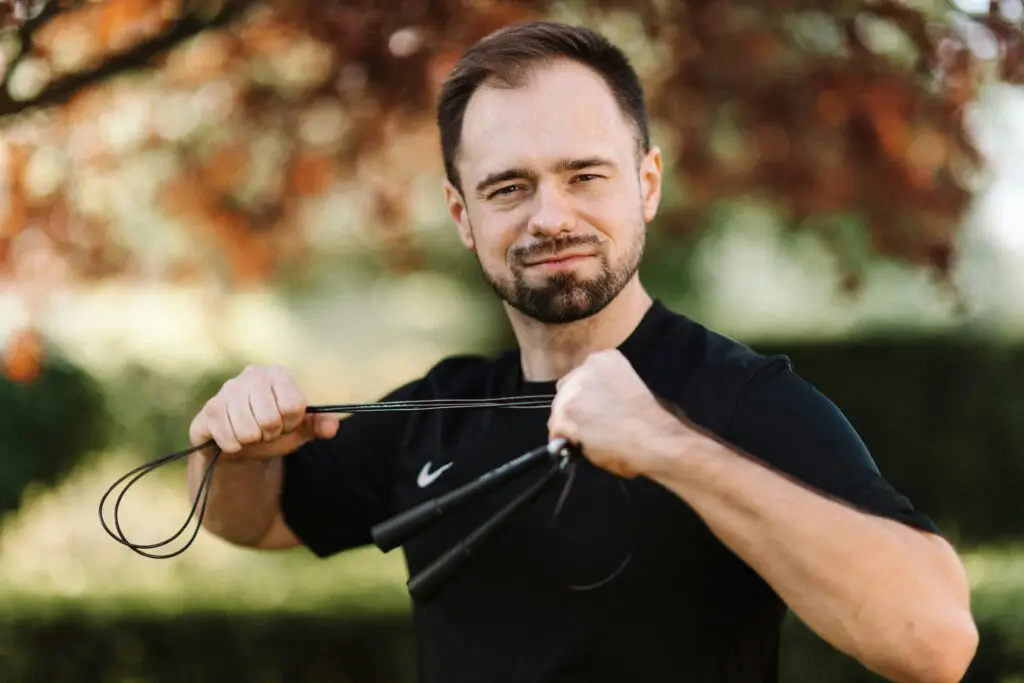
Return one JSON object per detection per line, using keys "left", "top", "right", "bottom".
{"left": 185, "top": 365, "right": 340, "bottom": 550}
{"left": 186, "top": 451, "right": 301, "bottom": 550}
{"left": 185, "top": 364, "right": 417, "bottom": 557}
{"left": 643, "top": 425, "right": 976, "bottom": 683}
{"left": 548, "top": 350, "right": 978, "bottom": 683}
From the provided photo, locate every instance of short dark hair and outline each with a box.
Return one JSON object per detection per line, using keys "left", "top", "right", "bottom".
{"left": 436, "top": 21, "right": 651, "bottom": 194}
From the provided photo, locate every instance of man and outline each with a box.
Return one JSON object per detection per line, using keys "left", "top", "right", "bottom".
{"left": 187, "top": 21, "right": 978, "bottom": 683}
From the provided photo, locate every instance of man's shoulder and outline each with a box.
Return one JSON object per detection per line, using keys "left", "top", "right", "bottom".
{"left": 652, "top": 305, "right": 794, "bottom": 429}
{"left": 656, "top": 304, "right": 788, "bottom": 381}
{"left": 696, "top": 323, "right": 788, "bottom": 379}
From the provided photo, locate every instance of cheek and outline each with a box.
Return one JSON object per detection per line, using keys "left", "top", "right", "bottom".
{"left": 587, "top": 204, "right": 642, "bottom": 251}
{"left": 468, "top": 211, "right": 521, "bottom": 260}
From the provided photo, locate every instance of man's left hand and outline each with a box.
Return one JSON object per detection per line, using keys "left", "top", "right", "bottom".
{"left": 547, "top": 350, "right": 685, "bottom": 479}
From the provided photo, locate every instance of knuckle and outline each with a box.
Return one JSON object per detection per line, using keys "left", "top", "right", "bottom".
{"left": 564, "top": 383, "right": 582, "bottom": 401}
{"left": 267, "top": 365, "right": 295, "bottom": 388}
{"left": 219, "top": 441, "right": 243, "bottom": 455}
{"left": 259, "top": 414, "right": 284, "bottom": 434}
{"left": 237, "top": 365, "right": 266, "bottom": 386}
{"left": 202, "top": 397, "right": 224, "bottom": 419}
{"left": 267, "top": 364, "right": 289, "bottom": 378}
{"left": 235, "top": 427, "right": 262, "bottom": 445}
{"left": 277, "top": 395, "right": 305, "bottom": 416}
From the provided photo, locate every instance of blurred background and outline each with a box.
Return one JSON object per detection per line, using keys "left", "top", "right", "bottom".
{"left": 0, "top": 0, "right": 1022, "bottom": 681}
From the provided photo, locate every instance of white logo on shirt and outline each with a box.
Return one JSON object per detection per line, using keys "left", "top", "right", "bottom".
{"left": 417, "top": 461, "right": 453, "bottom": 488}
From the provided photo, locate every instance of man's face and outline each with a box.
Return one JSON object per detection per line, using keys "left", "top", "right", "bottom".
{"left": 445, "top": 59, "right": 663, "bottom": 324}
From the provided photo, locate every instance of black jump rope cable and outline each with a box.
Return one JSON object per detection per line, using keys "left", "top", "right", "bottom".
{"left": 98, "top": 394, "right": 634, "bottom": 600}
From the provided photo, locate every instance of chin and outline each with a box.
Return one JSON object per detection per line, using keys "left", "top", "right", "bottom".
{"left": 480, "top": 250, "right": 638, "bottom": 325}
{"left": 511, "top": 279, "right": 619, "bottom": 325}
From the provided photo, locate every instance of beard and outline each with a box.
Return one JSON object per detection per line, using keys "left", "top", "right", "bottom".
{"left": 476, "top": 224, "right": 646, "bottom": 325}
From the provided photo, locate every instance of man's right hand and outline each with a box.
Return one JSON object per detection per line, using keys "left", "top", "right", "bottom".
{"left": 189, "top": 365, "right": 339, "bottom": 460}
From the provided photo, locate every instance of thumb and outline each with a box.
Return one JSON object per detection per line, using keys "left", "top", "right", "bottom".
{"left": 304, "top": 414, "right": 339, "bottom": 441}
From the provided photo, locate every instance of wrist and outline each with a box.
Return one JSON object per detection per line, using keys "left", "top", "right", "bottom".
{"left": 637, "top": 401, "right": 702, "bottom": 480}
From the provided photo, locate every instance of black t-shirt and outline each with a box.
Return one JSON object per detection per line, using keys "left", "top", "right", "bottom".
{"left": 280, "top": 300, "right": 938, "bottom": 683}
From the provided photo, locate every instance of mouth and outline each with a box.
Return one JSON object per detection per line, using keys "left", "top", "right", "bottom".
{"left": 523, "top": 251, "right": 596, "bottom": 269}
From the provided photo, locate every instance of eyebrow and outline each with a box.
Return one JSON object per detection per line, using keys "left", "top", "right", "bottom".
{"left": 474, "top": 157, "right": 618, "bottom": 198}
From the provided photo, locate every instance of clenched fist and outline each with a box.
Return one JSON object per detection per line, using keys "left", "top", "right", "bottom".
{"left": 547, "top": 350, "right": 687, "bottom": 479}
{"left": 189, "top": 365, "right": 338, "bottom": 459}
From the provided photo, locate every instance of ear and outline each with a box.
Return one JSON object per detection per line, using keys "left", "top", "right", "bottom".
{"left": 639, "top": 146, "right": 663, "bottom": 224}
{"left": 444, "top": 180, "right": 475, "bottom": 250}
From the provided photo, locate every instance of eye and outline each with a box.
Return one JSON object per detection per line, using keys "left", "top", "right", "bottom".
{"left": 488, "top": 185, "right": 523, "bottom": 200}
{"left": 573, "top": 174, "right": 602, "bottom": 184}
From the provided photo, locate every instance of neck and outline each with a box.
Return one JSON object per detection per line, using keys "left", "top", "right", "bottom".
{"left": 505, "top": 276, "right": 653, "bottom": 383}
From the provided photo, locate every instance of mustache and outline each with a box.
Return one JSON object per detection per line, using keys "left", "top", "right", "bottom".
{"left": 510, "top": 235, "right": 603, "bottom": 265}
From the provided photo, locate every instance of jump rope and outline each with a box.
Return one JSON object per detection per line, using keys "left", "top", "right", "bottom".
{"left": 98, "top": 394, "right": 634, "bottom": 601}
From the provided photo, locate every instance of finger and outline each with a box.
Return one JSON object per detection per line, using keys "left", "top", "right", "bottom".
{"left": 291, "top": 414, "right": 333, "bottom": 443}
{"left": 188, "top": 412, "right": 213, "bottom": 449}
{"left": 247, "top": 380, "right": 285, "bottom": 443}
{"left": 267, "top": 366, "right": 306, "bottom": 432}
{"left": 549, "top": 423, "right": 578, "bottom": 446}
{"left": 547, "top": 408, "right": 577, "bottom": 444}
{"left": 226, "top": 385, "right": 263, "bottom": 448}
{"left": 250, "top": 393, "right": 283, "bottom": 443}
{"left": 553, "top": 377, "right": 582, "bottom": 411}
{"left": 312, "top": 414, "right": 339, "bottom": 440}
{"left": 205, "top": 400, "right": 243, "bottom": 454}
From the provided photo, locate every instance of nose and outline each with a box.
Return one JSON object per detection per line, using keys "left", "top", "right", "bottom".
{"left": 527, "top": 184, "right": 576, "bottom": 238}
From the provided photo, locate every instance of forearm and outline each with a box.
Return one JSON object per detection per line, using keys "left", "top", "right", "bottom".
{"left": 644, "top": 426, "right": 977, "bottom": 683}
{"left": 186, "top": 451, "right": 285, "bottom": 547}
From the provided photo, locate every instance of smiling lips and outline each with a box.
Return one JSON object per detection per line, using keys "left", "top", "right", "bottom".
{"left": 524, "top": 251, "right": 596, "bottom": 269}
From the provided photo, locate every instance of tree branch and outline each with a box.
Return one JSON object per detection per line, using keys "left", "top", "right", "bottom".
{"left": 0, "top": 0, "right": 72, "bottom": 93}
{"left": 0, "top": 0, "right": 258, "bottom": 122}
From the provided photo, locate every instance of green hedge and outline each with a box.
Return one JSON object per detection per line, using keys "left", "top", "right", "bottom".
{"left": 0, "top": 611, "right": 417, "bottom": 683}
{"left": 2, "top": 335, "right": 1022, "bottom": 538}
{"left": 0, "top": 351, "right": 108, "bottom": 517}
{"left": 2, "top": 337, "right": 1022, "bottom": 682}
{"left": 751, "top": 335, "right": 1024, "bottom": 546}
{"left": 0, "top": 359, "right": 235, "bottom": 518}
{"left": 0, "top": 596, "right": 1019, "bottom": 683}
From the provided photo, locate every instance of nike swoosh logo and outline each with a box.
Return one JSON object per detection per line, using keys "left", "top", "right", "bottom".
{"left": 417, "top": 461, "right": 453, "bottom": 488}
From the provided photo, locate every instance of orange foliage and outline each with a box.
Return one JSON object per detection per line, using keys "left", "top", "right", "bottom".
{"left": 288, "top": 153, "right": 335, "bottom": 198}
{"left": 3, "top": 327, "right": 42, "bottom": 383}
{"left": 96, "top": 0, "right": 160, "bottom": 52}
{"left": 0, "top": 0, "right": 1018, "bottom": 319}
{"left": 201, "top": 142, "right": 250, "bottom": 194}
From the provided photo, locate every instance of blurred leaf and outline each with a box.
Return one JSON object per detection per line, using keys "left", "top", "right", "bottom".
{"left": 0, "top": 0, "right": 1019, "bottom": 369}
{"left": 1, "top": 326, "right": 41, "bottom": 382}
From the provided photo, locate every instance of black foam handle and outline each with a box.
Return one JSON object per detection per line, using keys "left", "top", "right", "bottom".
{"left": 371, "top": 440, "right": 563, "bottom": 552}
{"left": 407, "top": 462, "right": 563, "bottom": 602}
{"left": 371, "top": 498, "right": 445, "bottom": 553}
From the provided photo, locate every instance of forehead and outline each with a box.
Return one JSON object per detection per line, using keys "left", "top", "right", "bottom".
{"left": 457, "top": 59, "right": 636, "bottom": 181}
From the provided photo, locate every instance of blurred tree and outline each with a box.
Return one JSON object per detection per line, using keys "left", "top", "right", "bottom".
{"left": 0, "top": 347, "right": 109, "bottom": 517}
{"left": 0, "top": 0, "right": 1021, "bottom": 380}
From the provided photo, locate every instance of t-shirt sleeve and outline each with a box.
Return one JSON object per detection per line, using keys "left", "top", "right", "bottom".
{"left": 279, "top": 379, "right": 421, "bottom": 558}
{"left": 723, "top": 357, "right": 941, "bottom": 535}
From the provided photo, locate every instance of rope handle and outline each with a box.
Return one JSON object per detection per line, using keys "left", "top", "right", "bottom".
{"left": 98, "top": 395, "right": 555, "bottom": 558}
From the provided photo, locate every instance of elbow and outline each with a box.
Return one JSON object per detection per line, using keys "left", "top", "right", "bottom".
{"left": 874, "top": 610, "right": 978, "bottom": 683}
{"left": 896, "top": 534, "right": 979, "bottom": 683}
{"left": 920, "top": 614, "right": 978, "bottom": 683}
